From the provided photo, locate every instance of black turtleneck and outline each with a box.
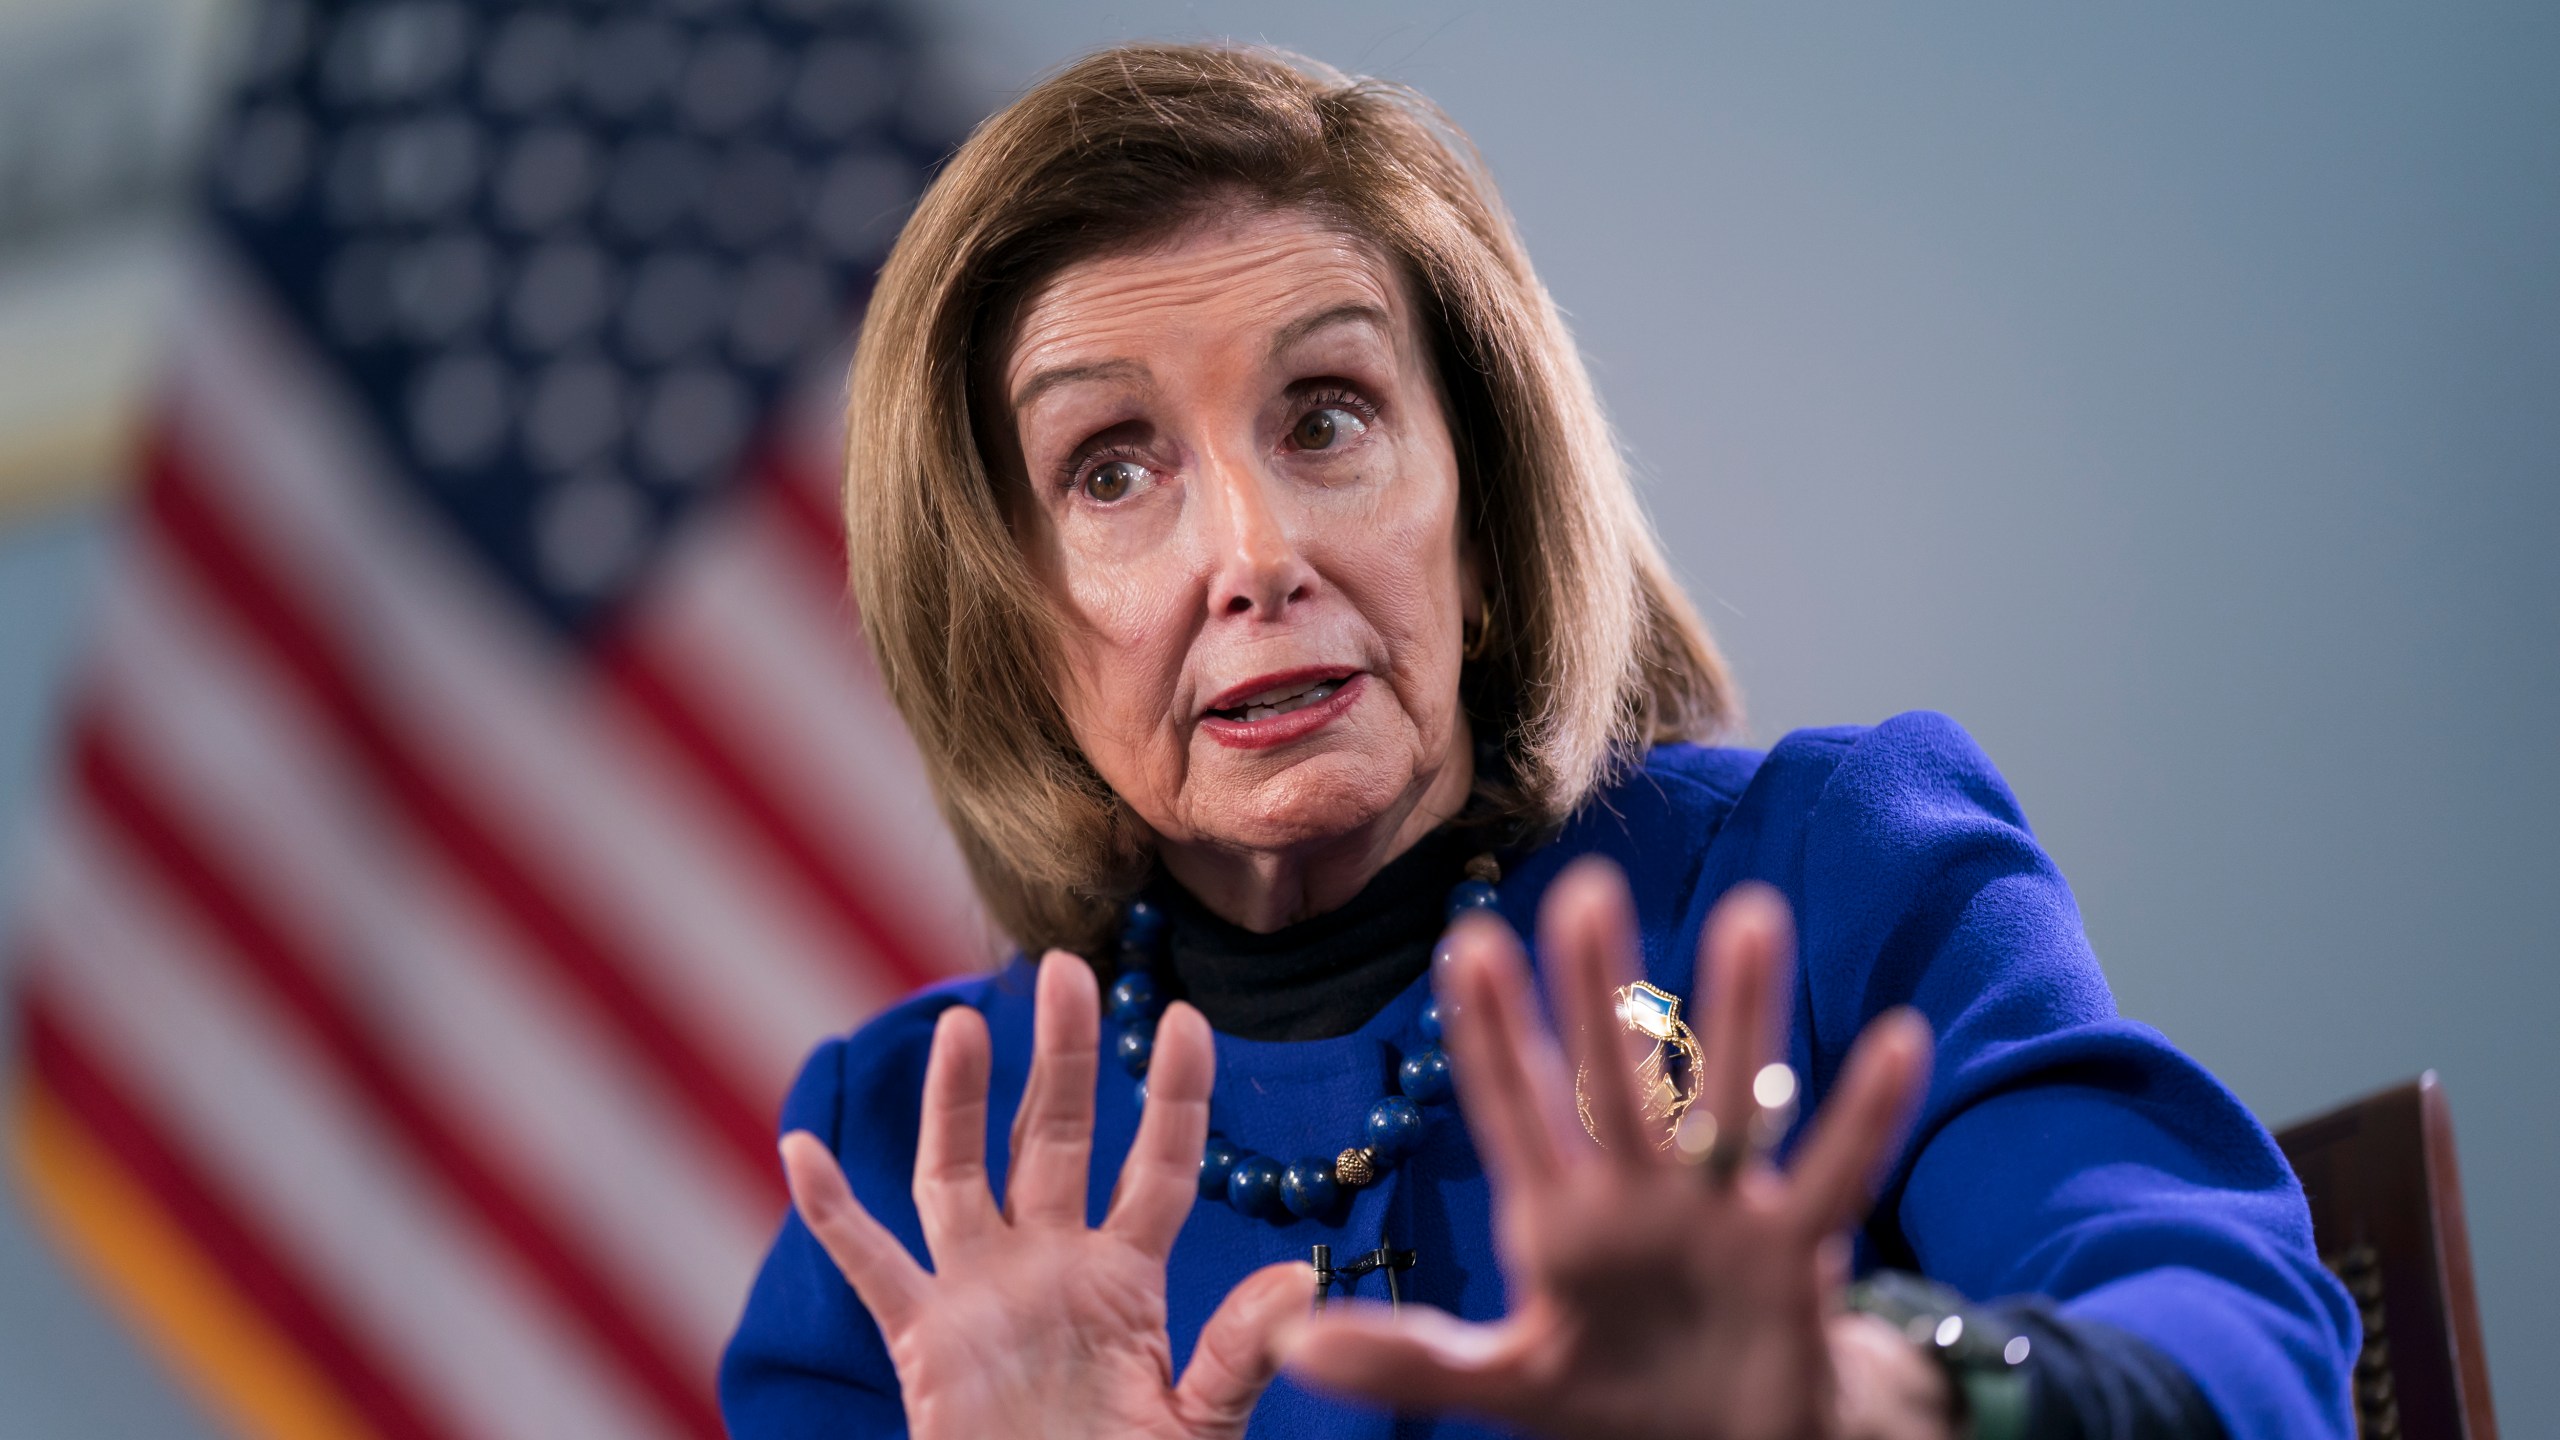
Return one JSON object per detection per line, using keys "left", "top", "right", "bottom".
{"left": 1144, "top": 827, "right": 1477, "bottom": 1041}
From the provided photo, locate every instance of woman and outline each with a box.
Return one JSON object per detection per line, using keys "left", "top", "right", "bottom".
{"left": 721, "top": 44, "right": 2355, "bottom": 1439}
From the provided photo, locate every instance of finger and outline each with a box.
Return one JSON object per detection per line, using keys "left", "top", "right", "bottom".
{"left": 1281, "top": 1301, "right": 1535, "bottom": 1419}
{"left": 1005, "top": 950, "right": 1100, "bottom": 1226}
{"left": 1440, "top": 915, "right": 1571, "bottom": 1198}
{"left": 1539, "top": 857, "right": 1652, "bottom": 1161}
{"left": 1830, "top": 1309, "right": 1958, "bottom": 1440}
{"left": 1171, "top": 1261, "right": 1314, "bottom": 1438}
{"left": 1784, "top": 1008, "right": 1934, "bottom": 1238}
{"left": 782, "top": 1130, "right": 929, "bottom": 1334}
{"left": 1816, "top": 1233, "right": 1854, "bottom": 1305}
{"left": 911, "top": 1004, "right": 1001, "bottom": 1258}
{"left": 1104, "top": 999, "right": 1214, "bottom": 1258}
{"left": 1696, "top": 884, "right": 1796, "bottom": 1138}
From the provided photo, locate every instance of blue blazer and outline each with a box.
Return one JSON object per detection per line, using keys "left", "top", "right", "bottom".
{"left": 720, "top": 713, "right": 2358, "bottom": 1438}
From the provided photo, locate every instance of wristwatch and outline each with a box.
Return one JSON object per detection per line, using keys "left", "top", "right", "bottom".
{"left": 1844, "top": 1271, "right": 2032, "bottom": 1440}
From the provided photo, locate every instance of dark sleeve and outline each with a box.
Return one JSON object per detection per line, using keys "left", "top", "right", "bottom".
{"left": 1771, "top": 713, "right": 2358, "bottom": 1439}
{"left": 719, "top": 990, "right": 968, "bottom": 1439}
{"left": 1988, "top": 1301, "right": 2228, "bottom": 1440}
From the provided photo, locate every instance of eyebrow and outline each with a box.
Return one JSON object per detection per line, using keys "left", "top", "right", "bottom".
{"left": 1009, "top": 357, "right": 1146, "bottom": 413}
{"left": 1006, "top": 302, "right": 1394, "bottom": 412}
{"left": 1268, "top": 302, "right": 1392, "bottom": 360}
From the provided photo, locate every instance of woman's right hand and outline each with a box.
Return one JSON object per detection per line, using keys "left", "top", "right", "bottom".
{"left": 780, "top": 951, "right": 1309, "bottom": 1440}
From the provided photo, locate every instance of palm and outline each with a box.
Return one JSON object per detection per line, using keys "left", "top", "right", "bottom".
{"left": 1285, "top": 865, "right": 1934, "bottom": 1440}
{"left": 781, "top": 955, "right": 1304, "bottom": 1440}
{"left": 884, "top": 1237, "right": 1178, "bottom": 1436}
{"left": 1496, "top": 1176, "right": 1826, "bottom": 1430}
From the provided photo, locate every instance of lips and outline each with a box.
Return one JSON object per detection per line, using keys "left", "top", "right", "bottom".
{"left": 1205, "top": 674, "right": 1351, "bottom": 722}
{"left": 1198, "top": 668, "right": 1365, "bottom": 750}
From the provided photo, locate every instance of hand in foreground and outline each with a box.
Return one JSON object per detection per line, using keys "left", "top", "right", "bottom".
{"left": 1283, "top": 862, "right": 1942, "bottom": 1440}
{"left": 781, "top": 952, "right": 1307, "bottom": 1440}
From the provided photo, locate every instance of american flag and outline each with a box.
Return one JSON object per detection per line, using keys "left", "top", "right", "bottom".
{"left": 5, "top": 2, "right": 989, "bottom": 1437}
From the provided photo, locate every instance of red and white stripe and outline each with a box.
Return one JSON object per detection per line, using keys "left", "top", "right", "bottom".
{"left": 10, "top": 233, "right": 986, "bottom": 1440}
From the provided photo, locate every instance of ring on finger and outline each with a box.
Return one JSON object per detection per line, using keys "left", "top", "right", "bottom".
{"left": 1672, "top": 1109, "right": 1747, "bottom": 1187}
{"left": 1672, "top": 1061, "right": 1800, "bottom": 1188}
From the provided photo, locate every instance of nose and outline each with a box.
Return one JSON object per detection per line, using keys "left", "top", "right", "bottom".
{"left": 1199, "top": 444, "right": 1313, "bottom": 621}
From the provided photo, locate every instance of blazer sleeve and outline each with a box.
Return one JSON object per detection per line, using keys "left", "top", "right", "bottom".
{"left": 719, "top": 991, "right": 965, "bottom": 1439}
{"left": 1781, "top": 712, "right": 2360, "bottom": 1440}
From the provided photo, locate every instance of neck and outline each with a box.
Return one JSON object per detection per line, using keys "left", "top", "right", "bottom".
{"left": 1157, "top": 746, "right": 1476, "bottom": 932}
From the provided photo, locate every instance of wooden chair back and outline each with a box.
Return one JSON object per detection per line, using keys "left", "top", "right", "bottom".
{"left": 2276, "top": 1072, "right": 2497, "bottom": 1440}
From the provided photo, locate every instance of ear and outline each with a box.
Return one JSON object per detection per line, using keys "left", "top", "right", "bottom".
{"left": 1456, "top": 523, "right": 1487, "bottom": 630}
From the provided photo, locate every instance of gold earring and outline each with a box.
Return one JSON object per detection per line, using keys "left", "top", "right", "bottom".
{"left": 1462, "top": 606, "right": 1493, "bottom": 662}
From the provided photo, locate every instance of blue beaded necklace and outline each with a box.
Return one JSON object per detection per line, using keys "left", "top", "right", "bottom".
{"left": 1104, "top": 855, "right": 1505, "bottom": 1226}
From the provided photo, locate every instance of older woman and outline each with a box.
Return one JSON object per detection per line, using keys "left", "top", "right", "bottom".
{"left": 720, "top": 44, "right": 2355, "bottom": 1440}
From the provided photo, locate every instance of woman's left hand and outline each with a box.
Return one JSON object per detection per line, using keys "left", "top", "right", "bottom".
{"left": 1282, "top": 860, "right": 1940, "bottom": 1440}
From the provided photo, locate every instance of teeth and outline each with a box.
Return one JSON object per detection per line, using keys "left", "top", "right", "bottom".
{"left": 1232, "top": 678, "right": 1342, "bottom": 723}
{"left": 1240, "top": 678, "right": 1322, "bottom": 708}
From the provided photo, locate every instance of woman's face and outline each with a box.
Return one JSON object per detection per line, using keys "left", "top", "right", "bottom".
{"left": 995, "top": 208, "right": 1476, "bottom": 908}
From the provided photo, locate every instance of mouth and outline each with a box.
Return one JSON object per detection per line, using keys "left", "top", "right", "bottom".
{"left": 1204, "top": 671, "right": 1355, "bottom": 723}
{"left": 1198, "top": 668, "right": 1366, "bottom": 750}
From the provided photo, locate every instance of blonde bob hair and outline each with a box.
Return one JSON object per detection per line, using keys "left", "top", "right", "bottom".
{"left": 844, "top": 42, "right": 1735, "bottom": 957}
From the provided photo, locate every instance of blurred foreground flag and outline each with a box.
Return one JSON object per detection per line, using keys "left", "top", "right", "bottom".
{"left": 6, "top": 2, "right": 988, "bottom": 1437}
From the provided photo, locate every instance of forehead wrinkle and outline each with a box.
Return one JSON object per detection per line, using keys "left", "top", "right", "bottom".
{"left": 1004, "top": 222, "right": 1403, "bottom": 408}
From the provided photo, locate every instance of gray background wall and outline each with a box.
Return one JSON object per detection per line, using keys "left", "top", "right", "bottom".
{"left": 1, "top": 2, "right": 2551, "bottom": 1433}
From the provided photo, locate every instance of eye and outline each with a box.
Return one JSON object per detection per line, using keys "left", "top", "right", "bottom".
{"left": 1082, "top": 458, "right": 1147, "bottom": 503}
{"left": 1290, "top": 405, "right": 1366, "bottom": 452}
